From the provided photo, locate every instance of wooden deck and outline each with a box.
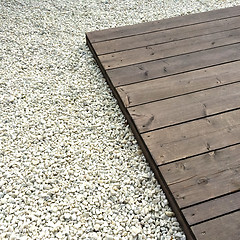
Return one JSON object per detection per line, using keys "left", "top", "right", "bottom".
{"left": 86, "top": 6, "right": 240, "bottom": 240}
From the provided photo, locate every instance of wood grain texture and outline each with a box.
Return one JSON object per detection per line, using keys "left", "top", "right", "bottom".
{"left": 107, "top": 43, "right": 240, "bottom": 87}
{"left": 159, "top": 144, "right": 240, "bottom": 207}
{"left": 86, "top": 6, "right": 240, "bottom": 240}
{"left": 87, "top": 5, "right": 240, "bottom": 43}
{"left": 182, "top": 191, "right": 240, "bottom": 225}
{"left": 93, "top": 16, "right": 240, "bottom": 55}
{"left": 142, "top": 109, "right": 240, "bottom": 165}
{"left": 191, "top": 211, "right": 240, "bottom": 240}
{"left": 116, "top": 61, "right": 240, "bottom": 107}
{"left": 129, "top": 82, "right": 240, "bottom": 132}
{"left": 100, "top": 27, "right": 240, "bottom": 69}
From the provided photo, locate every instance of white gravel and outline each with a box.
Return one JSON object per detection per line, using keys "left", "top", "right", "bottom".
{"left": 0, "top": 0, "right": 239, "bottom": 239}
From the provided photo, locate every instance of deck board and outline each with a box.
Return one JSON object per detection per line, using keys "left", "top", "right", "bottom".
{"left": 142, "top": 110, "right": 240, "bottom": 164}
{"left": 87, "top": 5, "right": 240, "bottom": 43}
{"left": 159, "top": 144, "right": 240, "bottom": 207}
{"left": 182, "top": 191, "right": 240, "bottom": 225}
{"left": 99, "top": 27, "right": 240, "bottom": 69}
{"left": 117, "top": 61, "right": 240, "bottom": 107}
{"left": 95, "top": 17, "right": 240, "bottom": 56}
{"left": 107, "top": 43, "right": 240, "bottom": 86}
{"left": 191, "top": 211, "right": 240, "bottom": 240}
{"left": 86, "top": 6, "right": 240, "bottom": 240}
{"left": 130, "top": 82, "right": 240, "bottom": 132}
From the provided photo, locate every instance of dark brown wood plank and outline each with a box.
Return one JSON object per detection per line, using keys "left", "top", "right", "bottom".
{"left": 87, "top": 34, "right": 196, "bottom": 240}
{"left": 94, "top": 16, "right": 240, "bottom": 56}
{"left": 129, "top": 82, "right": 240, "bottom": 133}
{"left": 142, "top": 109, "right": 240, "bottom": 165}
{"left": 100, "top": 27, "right": 240, "bottom": 69}
{"left": 86, "top": 7, "right": 240, "bottom": 240}
{"left": 107, "top": 43, "right": 240, "bottom": 87}
{"left": 191, "top": 211, "right": 240, "bottom": 240}
{"left": 87, "top": 25, "right": 197, "bottom": 240}
{"left": 87, "top": 5, "right": 240, "bottom": 43}
{"left": 182, "top": 191, "right": 240, "bottom": 225}
{"left": 159, "top": 144, "right": 240, "bottom": 207}
{"left": 117, "top": 61, "right": 240, "bottom": 107}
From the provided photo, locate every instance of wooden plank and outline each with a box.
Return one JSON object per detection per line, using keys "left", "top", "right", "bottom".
{"left": 159, "top": 144, "right": 240, "bottom": 207}
{"left": 87, "top": 21, "right": 197, "bottom": 240}
{"left": 129, "top": 82, "right": 240, "bottom": 133}
{"left": 117, "top": 61, "right": 240, "bottom": 107}
{"left": 191, "top": 211, "right": 240, "bottom": 240}
{"left": 182, "top": 191, "right": 240, "bottom": 225}
{"left": 87, "top": 5, "right": 240, "bottom": 43}
{"left": 107, "top": 43, "right": 240, "bottom": 87}
{"left": 87, "top": 7, "right": 240, "bottom": 240}
{"left": 87, "top": 33, "right": 196, "bottom": 239}
{"left": 142, "top": 109, "right": 240, "bottom": 165}
{"left": 94, "top": 16, "right": 240, "bottom": 56}
{"left": 100, "top": 27, "right": 240, "bottom": 69}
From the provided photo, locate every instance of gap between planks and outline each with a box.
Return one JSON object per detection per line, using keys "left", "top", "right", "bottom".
{"left": 87, "top": 5, "right": 240, "bottom": 43}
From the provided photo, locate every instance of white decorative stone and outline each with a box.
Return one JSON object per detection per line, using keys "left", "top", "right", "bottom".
{"left": 106, "top": 235, "right": 114, "bottom": 240}
{"left": 94, "top": 223, "right": 101, "bottom": 231}
{"left": 131, "top": 226, "right": 142, "bottom": 236}
{"left": 0, "top": 0, "right": 234, "bottom": 238}
{"left": 9, "top": 233, "right": 16, "bottom": 240}
{"left": 165, "top": 211, "right": 175, "bottom": 217}
{"left": 56, "top": 232, "right": 63, "bottom": 238}
{"left": 64, "top": 213, "right": 71, "bottom": 220}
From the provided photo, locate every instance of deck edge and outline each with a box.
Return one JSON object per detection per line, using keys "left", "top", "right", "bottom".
{"left": 86, "top": 5, "right": 240, "bottom": 43}
{"left": 86, "top": 33, "right": 197, "bottom": 240}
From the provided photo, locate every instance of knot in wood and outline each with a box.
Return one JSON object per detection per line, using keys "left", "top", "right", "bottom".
{"left": 197, "top": 177, "right": 209, "bottom": 185}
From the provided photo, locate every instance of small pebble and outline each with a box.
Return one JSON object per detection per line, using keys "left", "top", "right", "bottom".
{"left": 94, "top": 224, "right": 101, "bottom": 231}
{"left": 165, "top": 211, "right": 175, "bottom": 217}
{"left": 131, "top": 226, "right": 142, "bottom": 236}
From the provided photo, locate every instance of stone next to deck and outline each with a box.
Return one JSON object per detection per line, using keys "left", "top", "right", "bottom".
{"left": 86, "top": 6, "right": 240, "bottom": 240}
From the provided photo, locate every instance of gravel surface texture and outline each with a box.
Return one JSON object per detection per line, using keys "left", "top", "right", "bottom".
{"left": 0, "top": 0, "right": 239, "bottom": 239}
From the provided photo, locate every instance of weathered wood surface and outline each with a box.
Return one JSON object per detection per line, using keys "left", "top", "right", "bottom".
{"left": 86, "top": 6, "right": 240, "bottom": 240}
{"left": 98, "top": 23, "right": 240, "bottom": 64}
{"left": 87, "top": 5, "right": 240, "bottom": 43}
{"left": 159, "top": 144, "right": 240, "bottom": 207}
{"left": 130, "top": 82, "right": 240, "bottom": 132}
{"left": 107, "top": 43, "right": 240, "bottom": 87}
{"left": 117, "top": 61, "right": 240, "bottom": 107}
{"left": 142, "top": 110, "right": 240, "bottom": 164}
{"left": 94, "top": 17, "right": 240, "bottom": 56}
{"left": 182, "top": 191, "right": 240, "bottom": 225}
{"left": 191, "top": 211, "right": 240, "bottom": 240}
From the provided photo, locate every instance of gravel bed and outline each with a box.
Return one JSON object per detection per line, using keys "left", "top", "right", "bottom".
{"left": 0, "top": 0, "right": 239, "bottom": 239}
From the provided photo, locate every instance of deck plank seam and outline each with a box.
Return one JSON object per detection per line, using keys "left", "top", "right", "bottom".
{"left": 87, "top": 34, "right": 197, "bottom": 240}
{"left": 126, "top": 80, "right": 240, "bottom": 108}
{"left": 113, "top": 59, "right": 240, "bottom": 87}
{"left": 96, "top": 26, "right": 240, "bottom": 56}
{"left": 181, "top": 189, "right": 240, "bottom": 210}
{"left": 156, "top": 142, "right": 240, "bottom": 168}
{"left": 139, "top": 107, "right": 240, "bottom": 134}
{"left": 189, "top": 209, "right": 240, "bottom": 227}
{"left": 105, "top": 41, "right": 240, "bottom": 70}
{"left": 89, "top": 12, "right": 240, "bottom": 44}
{"left": 87, "top": 8, "right": 240, "bottom": 238}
